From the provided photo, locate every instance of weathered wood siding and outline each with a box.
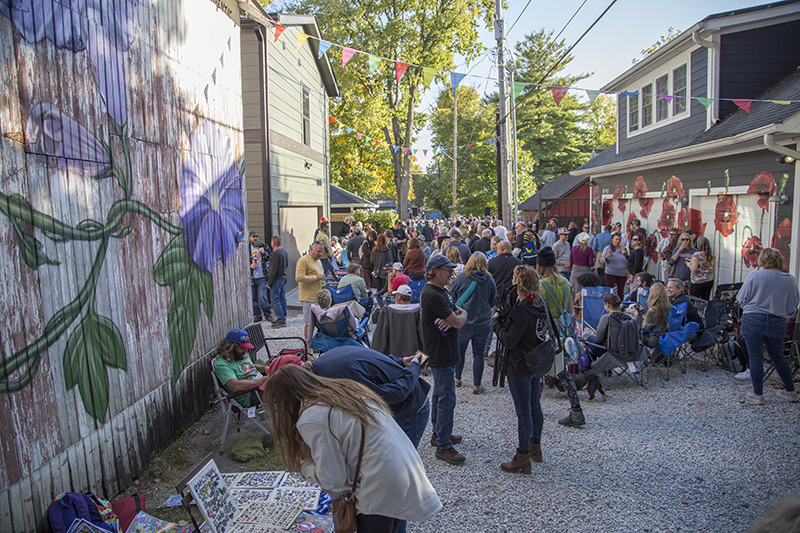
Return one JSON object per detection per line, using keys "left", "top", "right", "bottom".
{"left": 0, "top": 2, "right": 250, "bottom": 531}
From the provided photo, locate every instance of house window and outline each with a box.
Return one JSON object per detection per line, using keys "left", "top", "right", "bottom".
{"left": 302, "top": 86, "right": 311, "bottom": 147}
{"left": 672, "top": 64, "right": 687, "bottom": 115}
{"left": 641, "top": 83, "right": 652, "bottom": 128}
{"left": 655, "top": 74, "right": 669, "bottom": 122}
{"left": 628, "top": 93, "right": 639, "bottom": 132}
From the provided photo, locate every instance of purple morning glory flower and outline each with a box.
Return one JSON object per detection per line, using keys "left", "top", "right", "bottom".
{"left": 180, "top": 121, "right": 245, "bottom": 273}
{"left": 25, "top": 102, "right": 111, "bottom": 176}
{"left": 1, "top": 0, "right": 144, "bottom": 125}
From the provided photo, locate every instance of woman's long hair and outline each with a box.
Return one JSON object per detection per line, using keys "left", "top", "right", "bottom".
{"left": 464, "top": 251, "right": 489, "bottom": 277}
{"left": 695, "top": 236, "right": 714, "bottom": 267}
{"left": 664, "top": 233, "right": 680, "bottom": 257}
{"left": 446, "top": 245, "right": 462, "bottom": 265}
{"left": 263, "top": 365, "right": 390, "bottom": 471}
{"left": 609, "top": 232, "right": 622, "bottom": 251}
{"left": 647, "top": 283, "right": 671, "bottom": 325}
{"left": 513, "top": 265, "right": 540, "bottom": 301}
{"left": 374, "top": 233, "right": 388, "bottom": 252}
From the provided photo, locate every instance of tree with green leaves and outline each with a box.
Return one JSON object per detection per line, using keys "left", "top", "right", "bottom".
{"left": 580, "top": 94, "right": 616, "bottom": 152}
{"left": 634, "top": 27, "right": 681, "bottom": 64}
{"left": 286, "top": 0, "right": 494, "bottom": 216}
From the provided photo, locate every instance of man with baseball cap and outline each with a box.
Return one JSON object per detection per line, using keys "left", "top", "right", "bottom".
{"left": 421, "top": 254, "right": 468, "bottom": 465}
{"left": 388, "top": 262, "right": 411, "bottom": 295}
{"left": 213, "top": 329, "right": 269, "bottom": 406}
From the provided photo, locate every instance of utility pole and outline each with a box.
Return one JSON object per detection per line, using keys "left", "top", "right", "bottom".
{"left": 452, "top": 87, "right": 458, "bottom": 217}
{"left": 510, "top": 69, "right": 519, "bottom": 222}
{"left": 494, "top": 0, "right": 511, "bottom": 223}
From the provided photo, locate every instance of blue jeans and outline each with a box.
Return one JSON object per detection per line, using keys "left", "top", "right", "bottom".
{"left": 395, "top": 398, "right": 430, "bottom": 449}
{"left": 430, "top": 366, "right": 457, "bottom": 449}
{"left": 506, "top": 376, "right": 543, "bottom": 454}
{"left": 456, "top": 325, "right": 490, "bottom": 386}
{"left": 251, "top": 277, "right": 269, "bottom": 320}
{"left": 270, "top": 277, "right": 287, "bottom": 321}
{"left": 742, "top": 312, "right": 795, "bottom": 395}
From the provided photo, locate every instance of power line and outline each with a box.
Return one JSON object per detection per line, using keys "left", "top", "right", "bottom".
{"left": 506, "top": 0, "right": 534, "bottom": 36}
{"left": 540, "top": 0, "right": 590, "bottom": 62}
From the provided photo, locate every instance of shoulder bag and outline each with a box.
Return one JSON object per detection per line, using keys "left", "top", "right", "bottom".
{"left": 331, "top": 424, "right": 366, "bottom": 533}
{"left": 523, "top": 298, "right": 560, "bottom": 376}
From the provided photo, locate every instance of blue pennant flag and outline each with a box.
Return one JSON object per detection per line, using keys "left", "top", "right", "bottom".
{"left": 620, "top": 91, "right": 637, "bottom": 99}
{"left": 451, "top": 72, "right": 467, "bottom": 96}
{"left": 317, "top": 40, "right": 333, "bottom": 59}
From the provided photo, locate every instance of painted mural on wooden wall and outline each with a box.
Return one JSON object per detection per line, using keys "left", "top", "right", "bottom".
{"left": 0, "top": 1, "right": 244, "bottom": 421}
{"left": 594, "top": 171, "right": 792, "bottom": 283}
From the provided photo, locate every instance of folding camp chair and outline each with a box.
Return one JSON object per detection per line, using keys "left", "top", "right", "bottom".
{"left": 407, "top": 279, "right": 427, "bottom": 304}
{"left": 575, "top": 286, "right": 612, "bottom": 336}
{"left": 209, "top": 355, "right": 271, "bottom": 455}
{"left": 644, "top": 302, "right": 700, "bottom": 380}
{"left": 341, "top": 249, "right": 350, "bottom": 268}
{"left": 637, "top": 287, "right": 650, "bottom": 312}
{"left": 243, "top": 323, "right": 306, "bottom": 364}
{"left": 328, "top": 283, "right": 355, "bottom": 304}
{"left": 583, "top": 314, "right": 649, "bottom": 386}
{"left": 310, "top": 306, "right": 366, "bottom": 353}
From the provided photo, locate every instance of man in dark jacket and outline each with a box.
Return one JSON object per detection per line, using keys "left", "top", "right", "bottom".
{"left": 346, "top": 226, "right": 366, "bottom": 264}
{"left": 471, "top": 229, "right": 492, "bottom": 254}
{"left": 488, "top": 240, "right": 522, "bottom": 306}
{"left": 445, "top": 229, "right": 471, "bottom": 263}
{"left": 267, "top": 235, "right": 288, "bottom": 327}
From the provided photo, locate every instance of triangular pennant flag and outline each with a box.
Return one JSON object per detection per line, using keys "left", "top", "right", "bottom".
{"left": 551, "top": 86, "right": 569, "bottom": 105}
{"left": 451, "top": 72, "right": 467, "bottom": 96}
{"left": 620, "top": 91, "right": 637, "bottom": 99}
{"left": 511, "top": 81, "right": 527, "bottom": 100}
{"left": 317, "top": 40, "right": 332, "bottom": 59}
{"left": 274, "top": 24, "right": 286, "bottom": 41}
{"left": 696, "top": 97, "right": 712, "bottom": 109}
{"left": 342, "top": 47, "right": 356, "bottom": 66}
{"left": 660, "top": 94, "right": 675, "bottom": 102}
{"left": 395, "top": 61, "right": 410, "bottom": 83}
{"left": 496, "top": 136, "right": 501, "bottom": 143}
{"left": 368, "top": 55, "right": 380, "bottom": 74}
{"left": 771, "top": 100, "right": 791, "bottom": 105}
{"left": 440, "top": 148, "right": 446, "bottom": 154}
{"left": 404, "top": 147, "right": 409, "bottom": 154}
{"left": 423, "top": 149, "right": 428, "bottom": 156}
{"left": 422, "top": 68, "right": 436, "bottom": 87}
{"left": 346, "top": 127, "right": 353, "bottom": 133}
{"left": 585, "top": 89, "right": 601, "bottom": 102}
{"left": 296, "top": 33, "right": 310, "bottom": 50}
{"left": 392, "top": 145, "right": 400, "bottom": 153}
{"left": 487, "top": 138, "right": 494, "bottom": 145}
{"left": 733, "top": 99, "right": 753, "bottom": 113}
{"left": 374, "top": 140, "right": 380, "bottom": 147}
{"left": 356, "top": 132, "right": 362, "bottom": 140}
{"left": 329, "top": 117, "right": 335, "bottom": 124}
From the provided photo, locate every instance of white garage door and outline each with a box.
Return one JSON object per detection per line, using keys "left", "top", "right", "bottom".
{"left": 280, "top": 206, "right": 322, "bottom": 291}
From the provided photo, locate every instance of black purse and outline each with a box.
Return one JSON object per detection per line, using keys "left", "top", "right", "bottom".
{"left": 523, "top": 299, "right": 559, "bottom": 376}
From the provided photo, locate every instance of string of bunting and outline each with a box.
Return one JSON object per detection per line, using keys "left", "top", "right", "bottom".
{"left": 328, "top": 116, "right": 509, "bottom": 155}
{"left": 271, "top": 20, "right": 800, "bottom": 114}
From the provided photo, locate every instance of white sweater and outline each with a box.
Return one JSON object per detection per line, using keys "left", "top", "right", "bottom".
{"left": 298, "top": 403, "right": 442, "bottom": 521}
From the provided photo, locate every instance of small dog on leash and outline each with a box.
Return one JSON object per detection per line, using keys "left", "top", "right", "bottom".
{"left": 544, "top": 373, "right": 611, "bottom": 401}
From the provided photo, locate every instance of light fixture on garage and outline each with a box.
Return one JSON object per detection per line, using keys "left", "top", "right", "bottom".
{"left": 304, "top": 161, "right": 312, "bottom": 170}
{"left": 777, "top": 155, "right": 796, "bottom": 164}
{"left": 680, "top": 196, "right": 689, "bottom": 207}
{"left": 768, "top": 193, "right": 790, "bottom": 205}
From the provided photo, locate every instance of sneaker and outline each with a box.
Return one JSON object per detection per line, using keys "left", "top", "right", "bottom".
{"left": 430, "top": 433, "right": 462, "bottom": 447}
{"left": 558, "top": 408, "right": 586, "bottom": 427}
{"left": 734, "top": 369, "right": 750, "bottom": 381}
{"left": 776, "top": 389, "right": 800, "bottom": 403}
{"left": 454, "top": 378, "right": 462, "bottom": 387}
{"left": 472, "top": 385, "right": 485, "bottom": 395}
{"left": 745, "top": 392, "right": 765, "bottom": 405}
{"left": 435, "top": 446, "right": 466, "bottom": 465}
{"left": 271, "top": 320, "right": 287, "bottom": 328}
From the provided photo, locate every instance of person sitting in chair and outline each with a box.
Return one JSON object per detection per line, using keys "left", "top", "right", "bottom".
{"left": 305, "top": 289, "right": 359, "bottom": 348}
{"left": 666, "top": 279, "right": 704, "bottom": 330}
{"left": 390, "top": 284, "right": 420, "bottom": 311}
{"left": 629, "top": 272, "right": 653, "bottom": 304}
{"left": 213, "top": 329, "right": 269, "bottom": 406}
{"left": 584, "top": 293, "right": 632, "bottom": 360}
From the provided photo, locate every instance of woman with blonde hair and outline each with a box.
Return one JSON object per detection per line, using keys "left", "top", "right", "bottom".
{"left": 449, "top": 252, "right": 497, "bottom": 394}
{"left": 446, "top": 245, "right": 464, "bottom": 276}
{"left": 643, "top": 283, "right": 671, "bottom": 348}
{"left": 492, "top": 265, "right": 548, "bottom": 472}
{"left": 689, "top": 236, "right": 715, "bottom": 300}
{"left": 737, "top": 248, "right": 799, "bottom": 405}
{"left": 263, "top": 365, "right": 442, "bottom": 532}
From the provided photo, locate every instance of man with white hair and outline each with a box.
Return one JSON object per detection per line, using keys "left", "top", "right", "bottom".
{"left": 493, "top": 219, "right": 507, "bottom": 240}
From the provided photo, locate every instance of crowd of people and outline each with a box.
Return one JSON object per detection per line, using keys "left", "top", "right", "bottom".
{"left": 231, "top": 212, "right": 798, "bottom": 530}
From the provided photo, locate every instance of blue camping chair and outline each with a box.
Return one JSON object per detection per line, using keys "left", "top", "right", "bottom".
{"left": 644, "top": 302, "right": 699, "bottom": 380}
{"left": 341, "top": 249, "right": 350, "bottom": 268}
{"left": 328, "top": 284, "right": 355, "bottom": 305}
{"left": 576, "top": 286, "right": 612, "bottom": 335}
{"left": 311, "top": 306, "right": 363, "bottom": 352}
{"left": 407, "top": 279, "right": 427, "bottom": 304}
{"left": 637, "top": 287, "right": 650, "bottom": 312}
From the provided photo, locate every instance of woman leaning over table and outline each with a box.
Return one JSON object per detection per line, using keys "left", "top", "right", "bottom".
{"left": 263, "top": 365, "right": 442, "bottom": 533}
{"left": 736, "top": 248, "right": 800, "bottom": 406}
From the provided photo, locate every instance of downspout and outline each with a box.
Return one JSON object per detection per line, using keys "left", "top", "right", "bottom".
{"left": 254, "top": 24, "right": 273, "bottom": 239}
{"left": 692, "top": 29, "right": 719, "bottom": 128}
{"left": 764, "top": 133, "right": 800, "bottom": 278}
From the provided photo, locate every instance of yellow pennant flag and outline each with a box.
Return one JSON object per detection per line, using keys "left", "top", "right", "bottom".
{"left": 422, "top": 68, "right": 437, "bottom": 87}
{"left": 296, "top": 33, "right": 310, "bottom": 50}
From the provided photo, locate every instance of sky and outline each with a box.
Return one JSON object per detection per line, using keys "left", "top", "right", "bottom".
{"left": 411, "top": 0, "right": 759, "bottom": 150}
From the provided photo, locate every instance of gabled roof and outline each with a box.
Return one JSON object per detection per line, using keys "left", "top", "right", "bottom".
{"left": 330, "top": 185, "right": 374, "bottom": 207}
{"left": 519, "top": 174, "right": 589, "bottom": 211}
{"left": 575, "top": 69, "right": 800, "bottom": 176}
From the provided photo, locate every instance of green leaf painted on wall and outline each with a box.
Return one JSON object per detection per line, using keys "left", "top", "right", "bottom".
{"left": 152, "top": 235, "right": 214, "bottom": 382}
{"left": 62, "top": 311, "right": 125, "bottom": 422}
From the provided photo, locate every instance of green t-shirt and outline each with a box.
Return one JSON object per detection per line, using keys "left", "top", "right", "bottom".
{"left": 213, "top": 357, "right": 260, "bottom": 406}
{"left": 540, "top": 274, "right": 573, "bottom": 318}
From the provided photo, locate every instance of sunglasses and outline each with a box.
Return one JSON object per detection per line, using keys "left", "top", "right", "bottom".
{"left": 680, "top": 238, "right": 689, "bottom": 241}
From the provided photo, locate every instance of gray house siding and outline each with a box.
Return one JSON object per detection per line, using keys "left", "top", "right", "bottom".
{"left": 619, "top": 48, "right": 709, "bottom": 153}
{"left": 718, "top": 19, "right": 800, "bottom": 119}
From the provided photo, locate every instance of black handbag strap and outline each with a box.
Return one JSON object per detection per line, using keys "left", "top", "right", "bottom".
{"left": 350, "top": 424, "right": 366, "bottom": 496}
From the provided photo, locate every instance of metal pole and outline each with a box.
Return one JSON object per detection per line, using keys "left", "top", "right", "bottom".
{"left": 510, "top": 69, "right": 519, "bottom": 223}
{"left": 495, "top": 0, "right": 511, "bottom": 223}
{"left": 452, "top": 87, "right": 458, "bottom": 217}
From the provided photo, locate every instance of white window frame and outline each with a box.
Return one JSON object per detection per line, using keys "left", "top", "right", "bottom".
{"left": 625, "top": 52, "right": 692, "bottom": 138}
{"left": 301, "top": 85, "right": 311, "bottom": 147}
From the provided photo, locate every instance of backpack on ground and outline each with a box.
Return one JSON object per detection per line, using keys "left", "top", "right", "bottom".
{"left": 48, "top": 492, "right": 119, "bottom": 533}
{"left": 540, "top": 279, "right": 579, "bottom": 361}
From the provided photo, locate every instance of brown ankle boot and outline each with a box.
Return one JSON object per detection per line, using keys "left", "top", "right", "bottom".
{"left": 530, "top": 443, "right": 543, "bottom": 463}
{"left": 501, "top": 453, "right": 531, "bottom": 474}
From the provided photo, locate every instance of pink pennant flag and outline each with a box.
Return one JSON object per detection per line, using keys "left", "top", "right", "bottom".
{"left": 659, "top": 95, "right": 675, "bottom": 102}
{"left": 395, "top": 61, "right": 410, "bottom": 83}
{"left": 496, "top": 136, "right": 501, "bottom": 143}
{"left": 356, "top": 132, "right": 362, "bottom": 140}
{"left": 733, "top": 99, "right": 753, "bottom": 113}
{"left": 551, "top": 86, "right": 569, "bottom": 105}
{"left": 404, "top": 147, "right": 409, "bottom": 154}
{"left": 274, "top": 24, "right": 286, "bottom": 41}
{"left": 342, "top": 47, "right": 356, "bottom": 67}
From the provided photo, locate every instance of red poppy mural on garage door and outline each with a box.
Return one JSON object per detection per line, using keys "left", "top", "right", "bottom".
{"left": 714, "top": 195, "right": 739, "bottom": 238}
